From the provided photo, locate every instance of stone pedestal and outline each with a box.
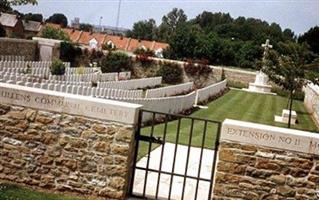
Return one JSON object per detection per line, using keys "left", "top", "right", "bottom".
{"left": 275, "top": 109, "right": 297, "bottom": 125}
{"left": 243, "top": 71, "right": 276, "bottom": 95}
{"left": 33, "top": 37, "right": 61, "bottom": 61}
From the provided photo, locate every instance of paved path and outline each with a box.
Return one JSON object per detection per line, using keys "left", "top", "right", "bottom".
{"left": 132, "top": 143, "right": 215, "bottom": 200}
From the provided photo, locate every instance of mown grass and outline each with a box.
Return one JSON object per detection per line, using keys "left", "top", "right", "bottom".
{"left": 0, "top": 183, "right": 83, "bottom": 200}
{"left": 137, "top": 89, "right": 318, "bottom": 159}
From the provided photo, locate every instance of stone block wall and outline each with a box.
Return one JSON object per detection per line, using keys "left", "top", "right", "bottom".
{"left": 0, "top": 103, "right": 135, "bottom": 199}
{"left": 0, "top": 38, "right": 38, "bottom": 61}
{"left": 213, "top": 141, "right": 319, "bottom": 199}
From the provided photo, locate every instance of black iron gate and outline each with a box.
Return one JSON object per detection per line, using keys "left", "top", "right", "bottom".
{"left": 129, "top": 110, "right": 221, "bottom": 200}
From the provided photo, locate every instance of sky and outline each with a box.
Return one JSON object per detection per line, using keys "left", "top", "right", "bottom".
{"left": 14, "top": 0, "right": 319, "bottom": 35}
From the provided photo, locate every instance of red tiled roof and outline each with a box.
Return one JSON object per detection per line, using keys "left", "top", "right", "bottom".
{"left": 154, "top": 42, "right": 169, "bottom": 50}
{"left": 63, "top": 28, "right": 82, "bottom": 42}
{"left": 126, "top": 38, "right": 140, "bottom": 52}
{"left": 105, "top": 35, "right": 130, "bottom": 51}
{"left": 77, "top": 32, "right": 106, "bottom": 47}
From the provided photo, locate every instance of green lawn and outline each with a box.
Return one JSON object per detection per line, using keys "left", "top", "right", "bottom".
{"left": 137, "top": 89, "right": 318, "bottom": 159}
{"left": 0, "top": 183, "right": 83, "bottom": 200}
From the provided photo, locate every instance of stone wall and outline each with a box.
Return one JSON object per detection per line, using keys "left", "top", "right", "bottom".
{"left": 0, "top": 103, "right": 134, "bottom": 199}
{"left": 0, "top": 83, "right": 142, "bottom": 199}
{"left": 213, "top": 119, "right": 319, "bottom": 200}
{"left": 212, "top": 67, "right": 256, "bottom": 86}
{"left": 0, "top": 38, "right": 38, "bottom": 61}
{"left": 214, "top": 141, "right": 319, "bottom": 199}
{"left": 304, "top": 84, "right": 319, "bottom": 127}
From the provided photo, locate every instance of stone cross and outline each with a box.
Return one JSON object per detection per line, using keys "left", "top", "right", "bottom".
{"left": 261, "top": 39, "right": 273, "bottom": 70}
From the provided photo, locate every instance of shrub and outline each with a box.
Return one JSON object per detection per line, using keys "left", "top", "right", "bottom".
{"left": 99, "top": 52, "right": 132, "bottom": 73}
{"left": 51, "top": 59, "right": 66, "bottom": 75}
{"left": 184, "top": 60, "right": 212, "bottom": 76}
{"left": 157, "top": 62, "right": 183, "bottom": 84}
{"left": 60, "top": 42, "right": 82, "bottom": 67}
{"left": 134, "top": 48, "right": 155, "bottom": 67}
{"left": 41, "top": 26, "right": 70, "bottom": 41}
{"left": 271, "top": 86, "right": 305, "bottom": 101}
{"left": 227, "top": 80, "right": 248, "bottom": 89}
{"left": 0, "top": 25, "right": 6, "bottom": 37}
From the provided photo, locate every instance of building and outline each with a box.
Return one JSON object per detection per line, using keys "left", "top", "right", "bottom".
{"left": 71, "top": 17, "right": 80, "bottom": 29}
{"left": 0, "top": 12, "right": 24, "bottom": 38}
{"left": 22, "top": 20, "right": 42, "bottom": 39}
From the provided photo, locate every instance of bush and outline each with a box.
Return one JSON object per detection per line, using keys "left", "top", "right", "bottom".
{"left": 157, "top": 62, "right": 183, "bottom": 84}
{"left": 41, "top": 26, "right": 70, "bottom": 41}
{"left": 271, "top": 86, "right": 305, "bottom": 101}
{"left": 227, "top": 80, "right": 248, "bottom": 89}
{"left": 51, "top": 59, "right": 66, "bottom": 75}
{"left": 184, "top": 60, "right": 211, "bottom": 76}
{"left": 60, "top": 42, "right": 82, "bottom": 67}
{"left": 99, "top": 52, "right": 132, "bottom": 73}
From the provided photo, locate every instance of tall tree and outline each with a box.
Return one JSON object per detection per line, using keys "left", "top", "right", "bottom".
{"left": 23, "top": 13, "right": 43, "bottom": 22}
{"left": 299, "top": 26, "right": 319, "bottom": 55}
{"left": 263, "top": 43, "right": 318, "bottom": 128}
{"left": 1, "top": 0, "right": 37, "bottom": 12}
{"left": 46, "top": 13, "right": 68, "bottom": 28}
{"left": 127, "top": 19, "right": 157, "bottom": 40}
{"left": 157, "top": 8, "right": 187, "bottom": 41}
{"left": 79, "top": 23, "right": 93, "bottom": 32}
{"left": 41, "top": 26, "right": 70, "bottom": 41}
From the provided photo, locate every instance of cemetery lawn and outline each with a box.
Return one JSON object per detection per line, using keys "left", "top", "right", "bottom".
{"left": 138, "top": 89, "right": 318, "bottom": 159}
{"left": 0, "top": 183, "right": 84, "bottom": 200}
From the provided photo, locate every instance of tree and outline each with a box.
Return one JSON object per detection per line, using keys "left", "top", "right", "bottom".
{"left": 299, "top": 26, "right": 319, "bottom": 55}
{"left": 99, "top": 52, "right": 132, "bottom": 73}
{"left": 46, "top": 13, "right": 68, "bottom": 28}
{"left": 263, "top": 44, "right": 318, "bottom": 128}
{"left": 79, "top": 23, "right": 93, "bottom": 32}
{"left": 0, "top": 25, "right": 6, "bottom": 37}
{"left": 127, "top": 19, "right": 157, "bottom": 40}
{"left": 157, "top": 8, "right": 187, "bottom": 41}
{"left": 23, "top": 13, "right": 43, "bottom": 22}
{"left": 1, "top": 0, "right": 37, "bottom": 12}
{"left": 41, "top": 26, "right": 70, "bottom": 41}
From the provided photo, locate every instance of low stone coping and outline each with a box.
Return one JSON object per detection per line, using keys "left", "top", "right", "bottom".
{"left": 249, "top": 82, "right": 272, "bottom": 88}
{"left": 0, "top": 83, "right": 142, "bottom": 124}
{"left": 221, "top": 119, "right": 319, "bottom": 155}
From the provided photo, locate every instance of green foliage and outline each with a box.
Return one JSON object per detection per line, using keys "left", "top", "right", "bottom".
{"left": 157, "top": 8, "right": 187, "bottom": 41}
{"left": 299, "top": 26, "right": 319, "bottom": 55}
{"left": 271, "top": 86, "right": 305, "bottom": 101}
{"left": 227, "top": 80, "right": 248, "bottom": 89}
{"left": 100, "top": 52, "right": 132, "bottom": 73}
{"left": 0, "top": 25, "right": 6, "bottom": 37}
{"left": 79, "top": 23, "right": 93, "bottom": 32}
{"left": 46, "top": 13, "right": 68, "bottom": 28}
{"left": 51, "top": 59, "right": 66, "bottom": 75}
{"left": 60, "top": 42, "right": 82, "bottom": 67}
{"left": 0, "top": 183, "right": 82, "bottom": 200}
{"left": 184, "top": 60, "right": 212, "bottom": 76}
{"left": 157, "top": 62, "right": 183, "bottom": 84}
{"left": 23, "top": 13, "right": 43, "bottom": 22}
{"left": 41, "top": 27, "right": 70, "bottom": 41}
{"left": 127, "top": 19, "right": 157, "bottom": 40}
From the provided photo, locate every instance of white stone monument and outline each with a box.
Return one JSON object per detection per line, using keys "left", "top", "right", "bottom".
{"left": 275, "top": 109, "right": 297, "bottom": 125}
{"left": 244, "top": 39, "right": 276, "bottom": 95}
{"left": 33, "top": 37, "right": 61, "bottom": 61}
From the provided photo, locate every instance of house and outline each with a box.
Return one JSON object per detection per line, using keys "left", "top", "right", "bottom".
{"left": 77, "top": 31, "right": 106, "bottom": 49}
{"left": 22, "top": 20, "right": 42, "bottom": 39}
{"left": 0, "top": 12, "right": 24, "bottom": 38}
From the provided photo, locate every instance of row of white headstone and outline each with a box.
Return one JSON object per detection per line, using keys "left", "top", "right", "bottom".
{"left": 0, "top": 73, "right": 42, "bottom": 83}
{"left": 117, "top": 80, "right": 228, "bottom": 122}
{"left": 0, "top": 61, "right": 71, "bottom": 69}
{"left": 195, "top": 80, "right": 228, "bottom": 104}
{"left": 0, "top": 55, "right": 25, "bottom": 61}
{"left": 145, "top": 82, "right": 194, "bottom": 98}
{"left": 0, "top": 67, "right": 51, "bottom": 78}
{"left": 2, "top": 80, "right": 143, "bottom": 99}
{"left": 97, "top": 77, "right": 163, "bottom": 90}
